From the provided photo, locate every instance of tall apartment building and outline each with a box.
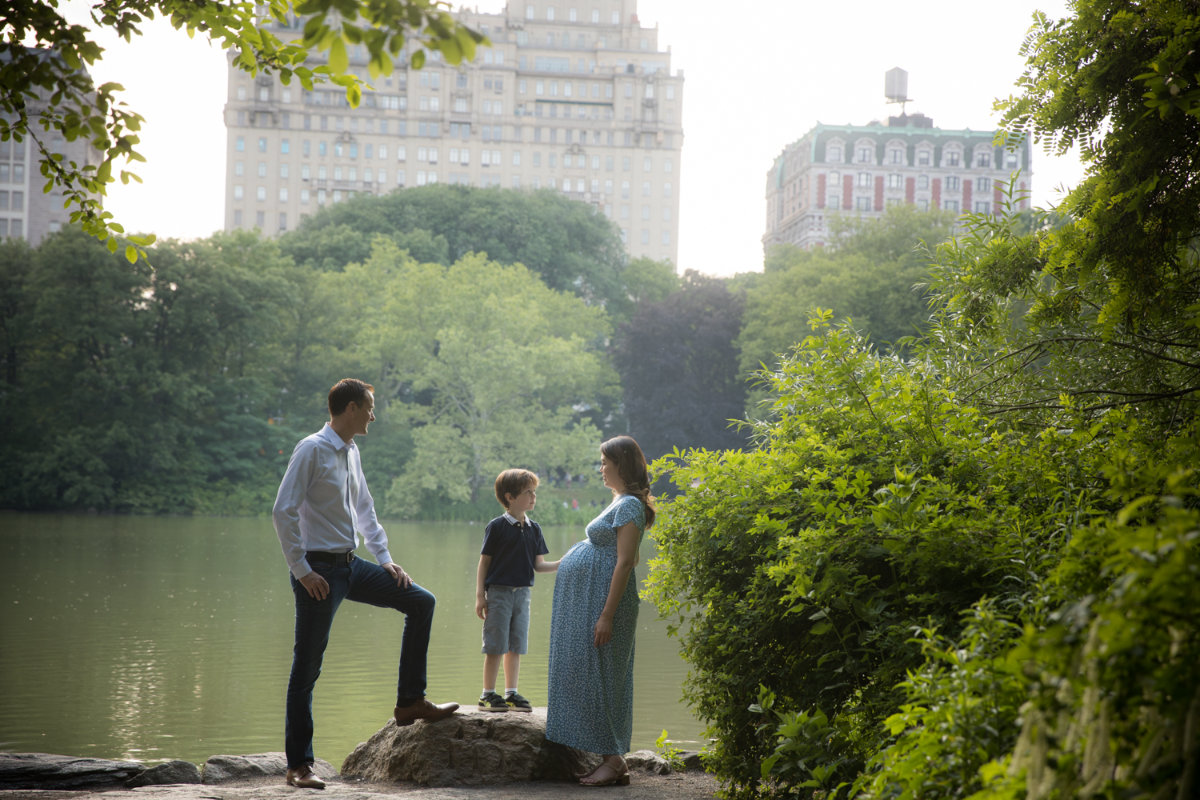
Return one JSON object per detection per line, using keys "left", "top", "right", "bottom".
{"left": 764, "top": 112, "right": 1031, "bottom": 251}
{"left": 0, "top": 52, "right": 100, "bottom": 245}
{"left": 223, "top": 0, "right": 684, "bottom": 263}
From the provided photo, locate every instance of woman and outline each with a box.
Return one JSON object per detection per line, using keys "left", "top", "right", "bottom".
{"left": 545, "top": 435, "right": 657, "bottom": 786}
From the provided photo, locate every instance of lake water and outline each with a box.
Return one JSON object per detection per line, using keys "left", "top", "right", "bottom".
{"left": 0, "top": 512, "right": 704, "bottom": 766}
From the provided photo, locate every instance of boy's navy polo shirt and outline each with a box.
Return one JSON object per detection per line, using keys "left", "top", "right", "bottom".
{"left": 481, "top": 513, "right": 549, "bottom": 587}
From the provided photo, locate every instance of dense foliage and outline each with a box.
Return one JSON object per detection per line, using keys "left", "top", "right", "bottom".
{"left": 646, "top": 314, "right": 1125, "bottom": 797}
{"left": 738, "top": 207, "right": 957, "bottom": 376}
{"left": 2, "top": 0, "right": 483, "bottom": 258}
{"left": 0, "top": 186, "right": 732, "bottom": 518}
{"left": 280, "top": 184, "right": 635, "bottom": 314}
{"left": 612, "top": 270, "right": 749, "bottom": 464}
{"left": 646, "top": 2, "right": 1200, "bottom": 799}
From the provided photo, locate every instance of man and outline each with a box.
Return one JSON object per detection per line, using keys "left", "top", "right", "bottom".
{"left": 273, "top": 378, "right": 458, "bottom": 790}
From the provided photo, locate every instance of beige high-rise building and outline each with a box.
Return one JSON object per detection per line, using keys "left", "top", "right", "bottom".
{"left": 223, "top": 0, "right": 684, "bottom": 264}
{"left": 0, "top": 52, "right": 100, "bottom": 246}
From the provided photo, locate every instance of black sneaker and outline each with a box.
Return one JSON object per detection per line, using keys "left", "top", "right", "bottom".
{"left": 479, "top": 691, "right": 509, "bottom": 712}
{"left": 505, "top": 691, "right": 533, "bottom": 712}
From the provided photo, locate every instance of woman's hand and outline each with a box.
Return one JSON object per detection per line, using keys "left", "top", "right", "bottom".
{"left": 593, "top": 613, "right": 614, "bottom": 647}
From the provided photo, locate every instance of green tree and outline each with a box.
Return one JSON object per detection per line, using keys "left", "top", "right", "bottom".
{"left": 738, "top": 206, "right": 956, "bottom": 378}
{"left": 996, "top": 0, "right": 1200, "bottom": 320}
{"left": 613, "top": 256, "right": 680, "bottom": 321}
{"left": 319, "top": 240, "right": 617, "bottom": 516}
{"left": 282, "top": 184, "right": 630, "bottom": 310}
{"left": 612, "top": 270, "right": 748, "bottom": 463}
{"left": 0, "top": 227, "right": 305, "bottom": 513}
{"left": 2, "top": 0, "right": 484, "bottom": 256}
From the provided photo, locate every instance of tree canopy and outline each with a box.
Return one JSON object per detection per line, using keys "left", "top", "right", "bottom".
{"left": 318, "top": 240, "right": 617, "bottom": 512}
{"left": 612, "top": 270, "right": 748, "bottom": 464}
{"left": 1, "top": 0, "right": 484, "bottom": 258}
{"left": 281, "top": 184, "right": 634, "bottom": 310}
{"left": 737, "top": 206, "right": 957, "bottom": 377}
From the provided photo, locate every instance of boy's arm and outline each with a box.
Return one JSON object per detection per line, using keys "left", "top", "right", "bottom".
{"left": 475, "top": 554, "right": 491, "bottom": 619}
{"left": 534, "top": 553, "right": 560, "bottom": 572}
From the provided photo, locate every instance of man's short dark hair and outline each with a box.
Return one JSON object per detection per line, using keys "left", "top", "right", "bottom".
{"left": 328, "top": 378, "right": 374, "bottom": 417}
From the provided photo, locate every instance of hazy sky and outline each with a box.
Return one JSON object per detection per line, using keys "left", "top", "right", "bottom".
{"left": 72, "top": 0, "right": 1085, "bottom": 277}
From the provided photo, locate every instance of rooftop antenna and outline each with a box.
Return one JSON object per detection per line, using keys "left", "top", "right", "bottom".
{"left": 885, "top": 67, "right": 910, "bottom": 114}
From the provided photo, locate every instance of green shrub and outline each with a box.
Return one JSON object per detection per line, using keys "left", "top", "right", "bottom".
{"left": 971, "top": 426, "right": 1200, "bottom": 800}
{"left": 646, "top": 314, "right": 1116, "bottom": 800}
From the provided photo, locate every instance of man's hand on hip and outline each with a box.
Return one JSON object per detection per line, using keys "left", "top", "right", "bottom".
{"left": 298, "top": 571, "right": 330, "bottom": 601}
{"left": 384, "top": 562, "right": 412, "bottom": 589}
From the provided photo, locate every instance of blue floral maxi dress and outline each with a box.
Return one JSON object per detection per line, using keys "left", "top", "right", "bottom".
{"left": 545, "top": 494, "right": 646, "bottom": 754}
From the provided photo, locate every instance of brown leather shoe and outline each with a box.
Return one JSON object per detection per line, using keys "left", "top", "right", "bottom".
{"left": 285, "top": 765, "right": 326, "bottom": 790}
{"left": 393, "top": 698, "right": 460, "bottom": 727}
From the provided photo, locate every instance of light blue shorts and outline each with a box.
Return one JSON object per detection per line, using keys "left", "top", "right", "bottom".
{"left": 481, "top": 585, "right": 532, "bottom": 655}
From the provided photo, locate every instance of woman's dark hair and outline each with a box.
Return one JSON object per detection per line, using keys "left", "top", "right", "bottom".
{"left": 600, "top": 435, "right": 656, "bottom": 528}
{"left": 328, "top": 378, "right": 374, "bottom": 417}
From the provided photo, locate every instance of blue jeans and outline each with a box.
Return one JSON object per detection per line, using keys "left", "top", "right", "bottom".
{"left": 285, "top": 556, "right": 435, "bottom": 768}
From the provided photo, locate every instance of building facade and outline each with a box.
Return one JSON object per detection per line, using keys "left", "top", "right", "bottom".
{"left": 764, "top": 113, "right": 1031, "bottom": 251}
{"left": 0, "top": 56, "right": 100, "bottom": 246}
{"left": 223, "top": 0, "right": 684, "bottom": 263}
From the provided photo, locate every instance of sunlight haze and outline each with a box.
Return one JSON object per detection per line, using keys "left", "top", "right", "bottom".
{"left": 71, "top": 0, "right": 1085, "bottom": 277}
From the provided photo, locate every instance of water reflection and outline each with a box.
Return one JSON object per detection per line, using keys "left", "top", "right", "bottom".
{"left": 0, "top": 513, "right": 702, "bottom": 765}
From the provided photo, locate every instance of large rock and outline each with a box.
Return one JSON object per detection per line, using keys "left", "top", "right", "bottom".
{"left": 201, "top": 753, "right": 335, "bottom": 784}
{"left": 341, "top": 707, "right": 598, "bottom": 785}
{"left": 126, "top": 760, "right": 202, "bottom": 787}
{"left": 0, "top": 752, "right": 145, "bottom": 790}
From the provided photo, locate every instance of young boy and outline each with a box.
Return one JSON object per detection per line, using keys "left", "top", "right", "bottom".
{"left": 476, "top": 468, "right": 559, "bottom": 712}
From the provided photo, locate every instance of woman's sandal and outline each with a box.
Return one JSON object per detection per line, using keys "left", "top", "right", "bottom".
{"left": 579, "top": 760, "right": 630, "bottom": 787}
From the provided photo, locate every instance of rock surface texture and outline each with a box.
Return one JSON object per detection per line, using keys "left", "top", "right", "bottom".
{"left": 0, "top": 754, "right": 144, "bottom": 791}
{"left": 343, "top": 708, "right": 591, "bottom": 785}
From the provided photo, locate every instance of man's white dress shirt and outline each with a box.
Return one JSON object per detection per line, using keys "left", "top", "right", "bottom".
{"left": 273, "top": 423, "right": 393, "bottom": 579}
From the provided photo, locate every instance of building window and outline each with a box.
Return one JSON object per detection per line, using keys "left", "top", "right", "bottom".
{"left": 917, "top": 149, "right": 931, "bottom": 166}
{"left": 857, "top": 172, "right": 871, "bottom": 188}
{"left": 855, "top": 196, "right": 871, "bottom": 211}
{"left": 976, "top": 151, "right": 991, "bottom": 168}
{"left": 235, "top": 136, "right": 245, "bottom": 152}
{"left": 946, "top": 151, "right": 961, "bottom": 167}
{"left": 946, "top": 175, "right": 961, "bottom": 190}
{"left": 856, "top": 145, "right": 873, "bottom": 163}
{"left": 918, "top": 174, "right": 929, "bottom": 189}
{"left": 258, "top": 137, "right": 267, "bottom": 153}
{"left": 974, "top": 201, "right": 991, "bottom": 214}
{"left": 944, "top": 199, "right": 960, "bottom": 212}
{"left": 977, "top": 177, "right": 992, "bottom": 192}
{"left": 887, "top": 173, "right": 903, "bottom": 189}
{"left": 826, "top": 144, "right": 842, "bottom": 162}
{"left": 888, "top": 148, "right": 904, "bottom": 164}
{"left": 256, "top": 186, "right": 266, "bottom": 201}
{"left": 233, "top": 185, "right": 244, "bottom": 200}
